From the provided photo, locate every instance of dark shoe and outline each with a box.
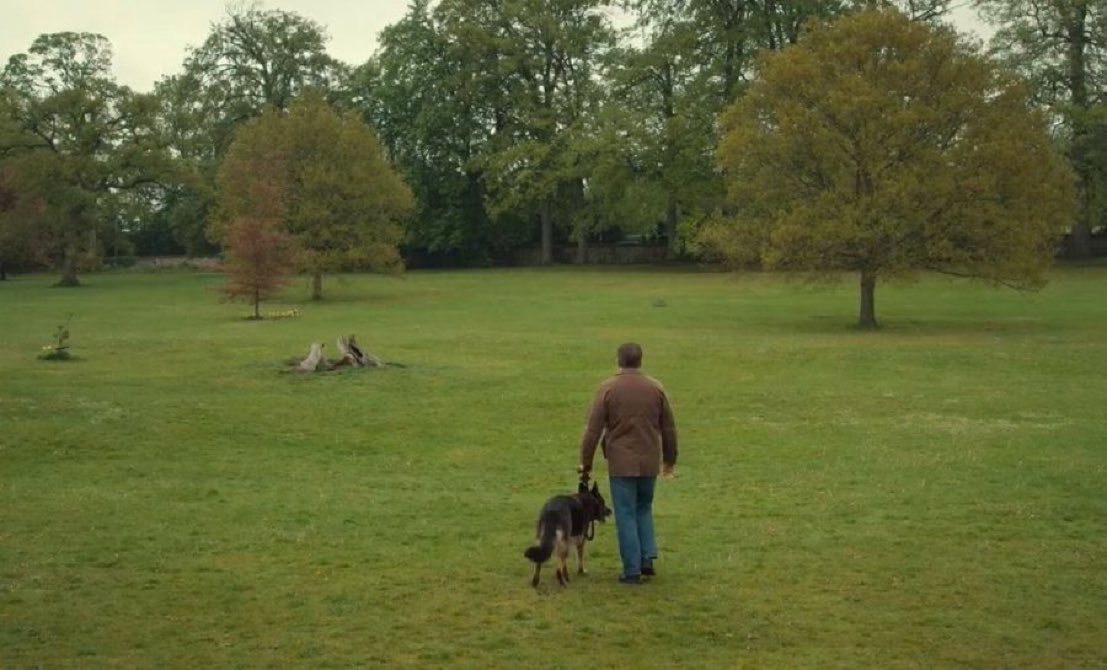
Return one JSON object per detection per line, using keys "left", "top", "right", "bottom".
{"left": 618, "top": 574, "right": 642, "bottom": 585}
{"left": 641, "top": 560, "right": 656, "bottom": 577}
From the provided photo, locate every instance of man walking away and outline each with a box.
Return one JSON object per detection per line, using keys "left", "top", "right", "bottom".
{"left": 579, "top": 342, "right": 678, "bottom": 584}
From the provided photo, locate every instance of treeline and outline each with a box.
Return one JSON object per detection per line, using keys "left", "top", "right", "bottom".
{"left": 1, "top": 0, "right": 1104, "bottom": 283}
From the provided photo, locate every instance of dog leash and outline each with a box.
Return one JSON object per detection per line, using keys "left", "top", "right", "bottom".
{"left": 579, "top": 471, "right": 597, "bottom": 542}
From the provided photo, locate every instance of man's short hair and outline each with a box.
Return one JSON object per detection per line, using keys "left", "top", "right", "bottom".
{"left": 617, "top": 342, "right": 643, "bottom": 369}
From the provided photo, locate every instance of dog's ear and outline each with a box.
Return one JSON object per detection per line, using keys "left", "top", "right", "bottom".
{"left": 578, "top": 481, "right": 588, "bottom": 494}
{"left": 591, "top": 481, "right": 600, "bottom": 495}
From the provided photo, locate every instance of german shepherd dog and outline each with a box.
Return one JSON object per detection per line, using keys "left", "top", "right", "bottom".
{"left": 524, "top": 480, "right": 612, "bottom": 588}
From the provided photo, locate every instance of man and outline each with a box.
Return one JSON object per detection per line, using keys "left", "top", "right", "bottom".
{"left": 579, "top": 342, "right": 678, "bottom": 584}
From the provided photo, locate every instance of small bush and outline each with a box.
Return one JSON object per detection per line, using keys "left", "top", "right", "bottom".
{"left": 38, "top": 316, "right": 74, "bottom": 361}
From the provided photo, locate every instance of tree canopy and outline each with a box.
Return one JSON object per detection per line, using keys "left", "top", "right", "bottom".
{"left": 216, "top": 94, "right": 414, "bottom": 300}
{"left": 976, "top": 0, "right": 1107, "bottom": 257}
{"left": 138, "top": 7, "right": 348, "bottom": 258}
{"left": 219, "top": 168, "right": 295, "bottom": 319}
{"left": 0, "top": 2, "right": 1098, "bottom": 286}
{"left": 0, "top": 32, "right": 170, "bottom": 285}
{"left": 706, "top": 9, "right": 1076, "bottom": 328}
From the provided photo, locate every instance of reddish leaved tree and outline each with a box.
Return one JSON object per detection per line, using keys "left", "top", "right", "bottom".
{"left": 0, "top": 166, "right": 50, "bottom": 280}
{"left": 220, "top": 177, "right": 296, "bottom": 318}
{"left": 0, "top": 168, "right": 14, "bottom": 280}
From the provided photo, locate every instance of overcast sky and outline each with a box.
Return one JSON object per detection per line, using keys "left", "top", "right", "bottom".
{"left": 1, "top": 1, "right": 993, "bottom": 92}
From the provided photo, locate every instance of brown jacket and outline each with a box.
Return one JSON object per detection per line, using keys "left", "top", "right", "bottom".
{"left": 579, "top": 369, "right": 678, "bottom": 478}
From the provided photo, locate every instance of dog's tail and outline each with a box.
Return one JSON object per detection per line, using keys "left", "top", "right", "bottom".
{"left": 524, "top": 510, "right": 559, "bottom": 564}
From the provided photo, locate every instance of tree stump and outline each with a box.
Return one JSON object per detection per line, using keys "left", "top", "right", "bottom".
{"left": 297, "top": 342, "right": 327, "bottom": 372}
{"left": 335, "top": 334, "right": 383, "bottom": 368}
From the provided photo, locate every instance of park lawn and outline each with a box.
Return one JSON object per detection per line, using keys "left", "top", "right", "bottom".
{"left": 0, "top": 266, "right": 1104, "bottom": 668}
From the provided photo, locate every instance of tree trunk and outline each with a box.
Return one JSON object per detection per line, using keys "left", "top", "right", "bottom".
{"left": 58, "top": 244, "right": 80, "bottom": 287}
{"left": 1068, "top": 220, "right": 1094, "bottom": 258}
{"left": 665, "top": 198, "right": 680, "bottom": 259}
{"left": 57, "top": 212, "right": 82, "bottom": 287}
{"left": 540, "top": 202, "right": 553, "bottom": 265}
{"left": 311, "top": 272, "right": 323, "bottom": 300}
{"left": 1065, "top": 5, "right": 1094, "bottom": 259}
{"left": 569, "top": 179, "right": 586, "bottom": 265}
{"left": 337, "top": 335, "right": 382, "bottom": 367}
{"left": 858, "top": 271, "right": 877, "bottom": 330}
{"left": 660, "top": 61, "right": 680, "bottom": 261}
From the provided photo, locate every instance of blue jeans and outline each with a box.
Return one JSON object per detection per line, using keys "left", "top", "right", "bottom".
{"left": 609, "top": 476, "right": 658, "bottom": 577}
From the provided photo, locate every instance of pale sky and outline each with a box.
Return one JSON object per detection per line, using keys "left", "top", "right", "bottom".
{"left": 0, "top": 0, "right": 417, "bottom": 91}
{"left": 1, "top": 1, "right": 993, "bottom": 92}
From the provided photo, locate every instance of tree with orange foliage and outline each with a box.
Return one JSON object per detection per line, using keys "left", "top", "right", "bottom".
{"left": 219, "top": 175, "right": 296, "bottom": 319}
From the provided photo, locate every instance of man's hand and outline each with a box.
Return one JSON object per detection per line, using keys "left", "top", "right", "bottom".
{"left": 577, "top": 464, "right": 591, "bottom": 481}
{"left": 661, "top": 463, "right": 676, "bottom": 481}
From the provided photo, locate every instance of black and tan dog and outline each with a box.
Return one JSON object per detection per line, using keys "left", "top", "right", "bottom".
{"left": 524, "top": 480, "right": 612, "bottom": 588}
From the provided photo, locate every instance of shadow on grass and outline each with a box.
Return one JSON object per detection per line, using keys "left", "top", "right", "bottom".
{"left": 764, "top": 314, "right": 1054, "bottom": 339}
{"left": 277, "top": 361, "right": 409, "bottom": 376}
{"left": 1053, "top": 257, "right": 1107, "bottom": 269}
{"left": 279, "top": 290, "right": 428, "bottom": 306}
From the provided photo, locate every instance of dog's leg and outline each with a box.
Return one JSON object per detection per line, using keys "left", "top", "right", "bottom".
{"left": 576, "top": 540, "right": 586, "bottom": 575}
{"left": 555, "top": 544, "right": 570, "bottom": 586}
{"left": 532, "top": 562, "right": 541, "bottom": 588}
{"left": 554, "top": 530, "right": 569, "bottom": 586}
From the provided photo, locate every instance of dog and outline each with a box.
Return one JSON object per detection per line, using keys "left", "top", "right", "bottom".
{"left": 523, "top": 480, "right": 612, "bottom": 588}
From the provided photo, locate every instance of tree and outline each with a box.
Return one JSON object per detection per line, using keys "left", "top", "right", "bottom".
{"left": 363, "top": 0, "right": 510, "bottom": 266}
{"left": 612, "top": 0, "right": 854, "bottom": 257}
{"left": 629, "top": 0, "right": 848, "bottom": 106}
{"left": 975, "top": 0, "right": 1107, "bottom": 257}
{"left": 145, "top": 6, "right": 348, "bottom": 259}
{"left": 857, "top": 0, "right": 955, "bottom": 22}
{"left": 0, "top": 109, "right": 29, "bottom": 279}
{"left": 706, "top": 9, "right": 1076, "bottom": 328}
{"left": 603, "top": 8, "right": 722, "bottom": 256}
{"left": 0, "top": 165, "right": 50, "bottom": 279}
{"left": 0, "top": 168, "right": 28, "bottom": 278}
{"left": 185, "top": 6, "right": 345, "bottom": 114}
{"left": 216, "top": 94, "right": 414, "bottom": 300}
{"left": 219, "top": 172, "right": 295, "bottom": 319}
{"left": 435, "top": 0, "right": 614, "bottom": 265}
{"left": 0, "top": 32, "right": 169, "bottom": 286}
{"left": 146, "top": 73, "right": 222, "bottom": 256}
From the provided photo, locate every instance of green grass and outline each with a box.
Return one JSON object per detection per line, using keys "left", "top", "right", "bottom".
{"left": 1, "top": 266, "right": 1105, "bottom": 668}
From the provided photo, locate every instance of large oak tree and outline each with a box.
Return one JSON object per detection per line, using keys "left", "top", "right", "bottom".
{"left": 707, "top": 9, "right": 1076, "bottom": 328}
{"left": 0, "top": 33, "right": 169, "bottom": 286}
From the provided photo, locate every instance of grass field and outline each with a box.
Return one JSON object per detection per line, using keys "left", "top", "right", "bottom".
{"left": 1, "top": 266, "right": 1105, "bottom": 668}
